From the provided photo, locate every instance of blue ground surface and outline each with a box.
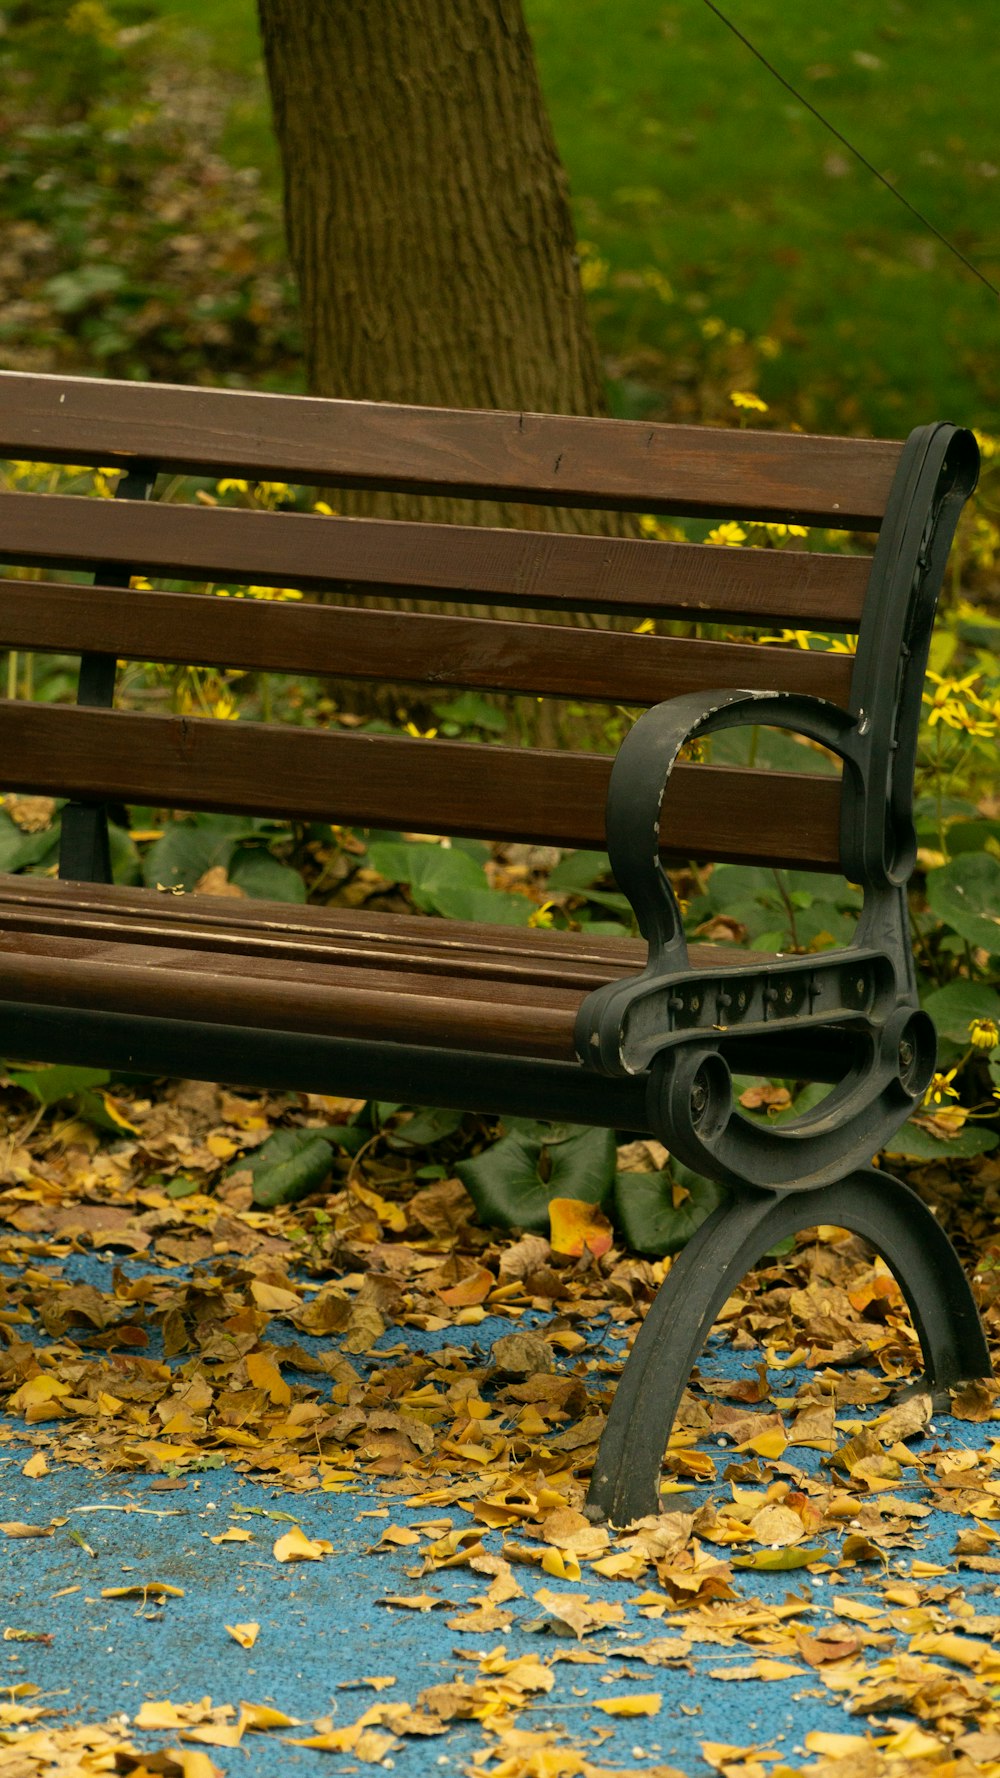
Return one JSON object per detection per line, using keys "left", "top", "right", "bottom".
{"left": 2, "top": 1250, "right": 997, "bottom": 1775}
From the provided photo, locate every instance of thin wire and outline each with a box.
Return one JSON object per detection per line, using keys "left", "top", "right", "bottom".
{"left": 700, "top": 0, "right": 1000, "bottom": 302}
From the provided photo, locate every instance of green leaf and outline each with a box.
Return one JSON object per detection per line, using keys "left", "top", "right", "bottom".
{"left": 0, "top": 810, "right": 58, "bottom": 874}
{"left": 547, "top": 850, "right": 613, "bottom": 892}
{"left": 366, "top": 839, "right": 532, "bottom": 924}
{"left": 457, "top": 1124, "right": 616, "bottom": 1232}
{"left": 142, "top": 818, "right": 246, "bottom": 892}
{"left": 926, "top": 854, "right": 1000, "bottom": 953}
{"left": 230, "top": 1127, "right": 334, "bottom": 1207}
{"left": 922, "top": 979, "right": 1000, "bottom": 1047}
{"left": 712, "top": 728, "right": 838, "bottom": 774}
{"left": 430, "top": 691, "right": 507, "bottom": 733}
{"left": 6, "top": 1064, "right": 111, "bottom": 1105}
{"left": 612, "top": 1166, "right": 727, "bottom": 1255}
{"left": 732, "top": 1545, "right": 829, "bottom": 1571}
{"left": 166, "top": 1175, "right": 202, "bottom": 1200}
{"left": 386, "top": 1105, "right": 466, "bottom": 1149}
{"left": 945, "top": 818, "right": 1000, "bottom": 858}
{"left": 883, "top": 1121, "right": 998, "bottom": 1161}
{"left": 229, "top": 846, "right": 307, "bottom": 903}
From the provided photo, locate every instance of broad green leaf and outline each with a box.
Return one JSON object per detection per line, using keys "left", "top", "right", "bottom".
{"left": 457, "top": 1125, "right": 616, "bottom": 1232}
{"left": 386, "top": 1106, "right": 466, "bottom": 1149}
{"left": 612, "top": 1166, "right": 727, "bottom": 1255}
{"left": 229, "top": 846, "right": 307, "bottom": 903}
{"left": 945, "top": 818, "right": 1000, "bottom": 858}
{"left": 883, "top": 1121, "right": 998, "bottom": 1161}
{"left": 431, "top": 691, "right": 507, "bottom": 733}
{"left": 4, "top": 1064, "right": 134, "bottom": 1134}
{"left": 6, "top": 1064, "right": 111, "bottom": 1106}
{"left": 142, "top": 818, "right": 243, "bottom": 892}
{"left": 712, "top": 728, "right": 838, "bottom": 774}
{"left": 926, "top": 854, "right": 1000, "bottom": 953}
{"left": 166, "top": 1175, "right": 202, "bottom": 1200}
{"left": 547, "top": 850, "right": 613, "bottom": 892}
{"left": 0, "top": 810, "right": 58, "bottom": 874}
{"left": 230, "top": 1128, "right": 334, "bottom": 1207}
{"left": 367, "top": 839, "right": 531, "bottom": 924}
{"left": 922, "top": 979, "right": 1000, "bottom": 1047}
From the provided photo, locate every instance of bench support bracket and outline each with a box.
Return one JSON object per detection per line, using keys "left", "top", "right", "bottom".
{"left": 585, "top": 1167, "right": 990, "bottom": 1527}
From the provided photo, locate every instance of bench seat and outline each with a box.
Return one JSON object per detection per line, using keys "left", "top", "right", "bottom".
{"left": 0, "top": 874, "right": 763, "bottom": 1063}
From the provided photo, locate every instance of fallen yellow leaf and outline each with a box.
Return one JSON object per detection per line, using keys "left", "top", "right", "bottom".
{"left": 273, "top": 1527, "right": 334, "bottom": 1563}
{"left": 224, "top": 1622, "right": 259, "bottom": 1649}
{"left": 593, "top": 1694, "right": 661, "bottom": 1717}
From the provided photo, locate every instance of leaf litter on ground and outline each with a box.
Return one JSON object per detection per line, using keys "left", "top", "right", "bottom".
{"left": 0, "top": 1070, "right": 999, "bottom": 1774}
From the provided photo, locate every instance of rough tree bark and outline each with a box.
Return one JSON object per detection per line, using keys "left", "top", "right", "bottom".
{"left": 256, "top": 0, "right": 626, "bottom": 537}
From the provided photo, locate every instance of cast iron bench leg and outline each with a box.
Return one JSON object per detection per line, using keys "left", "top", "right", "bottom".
{"left": 585, "top": 1167, "right": 990, "bottom": 1527}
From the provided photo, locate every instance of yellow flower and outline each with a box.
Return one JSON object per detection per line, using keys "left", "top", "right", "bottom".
{"left": 973, "top": 429, "right": 999, "bottom": 460}
{"left": 404, "top": 722, "right": 437, "bottom": 739}
{"left": 313, "top": 501, "right": 336, "bottom": 517}
{"left": 756, "top": 335, "right": 781, "bottom": 359}
{"left": 632, "top": 618, "right": 655, "bottom": 635}
{"left": 705, "top": 521, "right": 747, "bottom": 547}
{"left": 67, "top": 0, "right": 117, "bottom": 46}
{"left": 729, "top": 391, "right": 769, "bottom": 413}
{"left": 923, "top": 1068, "right": 960, "bottom": 1107}
{"left": 211, "top": 693, "right": 240, "bottom": 721}
{"left": 528, "top": 902, "right": 558, "bottom": 929}
{"left": 579, "top": 256, "right": 609, "bottom": 292}
{"left": 752, "top": 521, "right": 809, "bottom": 538}
{"left": 969, "top": 1017, "right": 999, "bottom": 1052}
{"left": 700, "top": 317, "right": 726, "bottom": 340}
{"left": 216, "top": 479, "right": 250, "bottom": 496}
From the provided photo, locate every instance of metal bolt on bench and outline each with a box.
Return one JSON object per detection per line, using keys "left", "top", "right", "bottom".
{"left": 0, "top": 371, "right": 990, "bottom": 1525}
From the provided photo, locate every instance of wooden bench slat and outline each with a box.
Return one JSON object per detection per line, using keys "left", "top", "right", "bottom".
{"left": 0, "top": 875, "right": 774, "bottom": 986}
{"left": 0, "top": 936, "right": 579, "bottom": 1061}
{"left": 0, "top": 578, "right": 854, "bottom": 706}
{"left": 0, "top": 371, "right": 901, "bottom": 526}
{"left": 0, "top": 493, "right": 871, "bottom": 628}
{"left": 0, "top": 701, "right": 843, "bottom": 868}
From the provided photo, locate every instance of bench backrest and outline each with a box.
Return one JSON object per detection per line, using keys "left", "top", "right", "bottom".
{"left": 0, "top": 372, "right": 976, "bottom": 881}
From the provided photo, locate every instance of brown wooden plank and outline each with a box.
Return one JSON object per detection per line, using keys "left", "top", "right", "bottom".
{"left": 0, "top": 371, "right": 902, "bottom": 526}
{"left": 0, "top": 874, "right": 773, "bottom": 986}
{"left": 0, "top": 930, "right": 582, "bottom": 1060}
{"left": 0, "top": 701, "right": 843, "bottom": 867}
{"left": 0, "top": 578, "right": 855, "bottom": 706}
{"left": 0, "top": 493, "right": 872, "bottom": 628}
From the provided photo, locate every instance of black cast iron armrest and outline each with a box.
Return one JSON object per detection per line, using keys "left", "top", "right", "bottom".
{"left": 574, "top": 687, "right": 936, "bottom": 1193}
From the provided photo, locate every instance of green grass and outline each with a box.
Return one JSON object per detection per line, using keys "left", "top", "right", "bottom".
{"left": 144, "top": 1, "right": 1000, "bottom": 433}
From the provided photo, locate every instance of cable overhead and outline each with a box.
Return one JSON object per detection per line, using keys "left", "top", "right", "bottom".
{"left": 700, "top": 0, "right": 1000, "bottom": 303}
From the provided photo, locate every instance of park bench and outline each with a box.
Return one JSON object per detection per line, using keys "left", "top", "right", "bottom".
{"left": 0, "top": 370, "right": 990, "bottom": 1524}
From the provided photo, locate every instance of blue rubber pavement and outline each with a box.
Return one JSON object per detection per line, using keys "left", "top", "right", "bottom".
{"left": 2, "top": 1251, "right": 998, "bottom": 1776}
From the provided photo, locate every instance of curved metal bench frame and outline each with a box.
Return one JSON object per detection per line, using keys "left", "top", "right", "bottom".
{"left": 580, "top": 423, "right": 990, "bottom": 1522}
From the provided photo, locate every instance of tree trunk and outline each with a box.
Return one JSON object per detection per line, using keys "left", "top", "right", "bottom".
{"left": 257, "top": 0, "right": 638, "bottom": 738}
{"left": 256, "top": 0, "right": 625, "bottom": 534}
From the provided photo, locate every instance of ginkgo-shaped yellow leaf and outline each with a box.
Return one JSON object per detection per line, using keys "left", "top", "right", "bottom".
{"left": 592, "top": 1694, "right": 662, "bottom": 1717}
{"left": 224, "top": 1622, "right": 259, "bottom": 1649}
{"left": 273, "top": 1527, "right": 334, "bottom": 1563}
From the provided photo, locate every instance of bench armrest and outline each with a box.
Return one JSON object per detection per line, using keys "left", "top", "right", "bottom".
{"left": 574, "top": 687, "right": 939, "bottom": 1192}
{"left": 602, "top": 685, "right": 860, "bottom": 962}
